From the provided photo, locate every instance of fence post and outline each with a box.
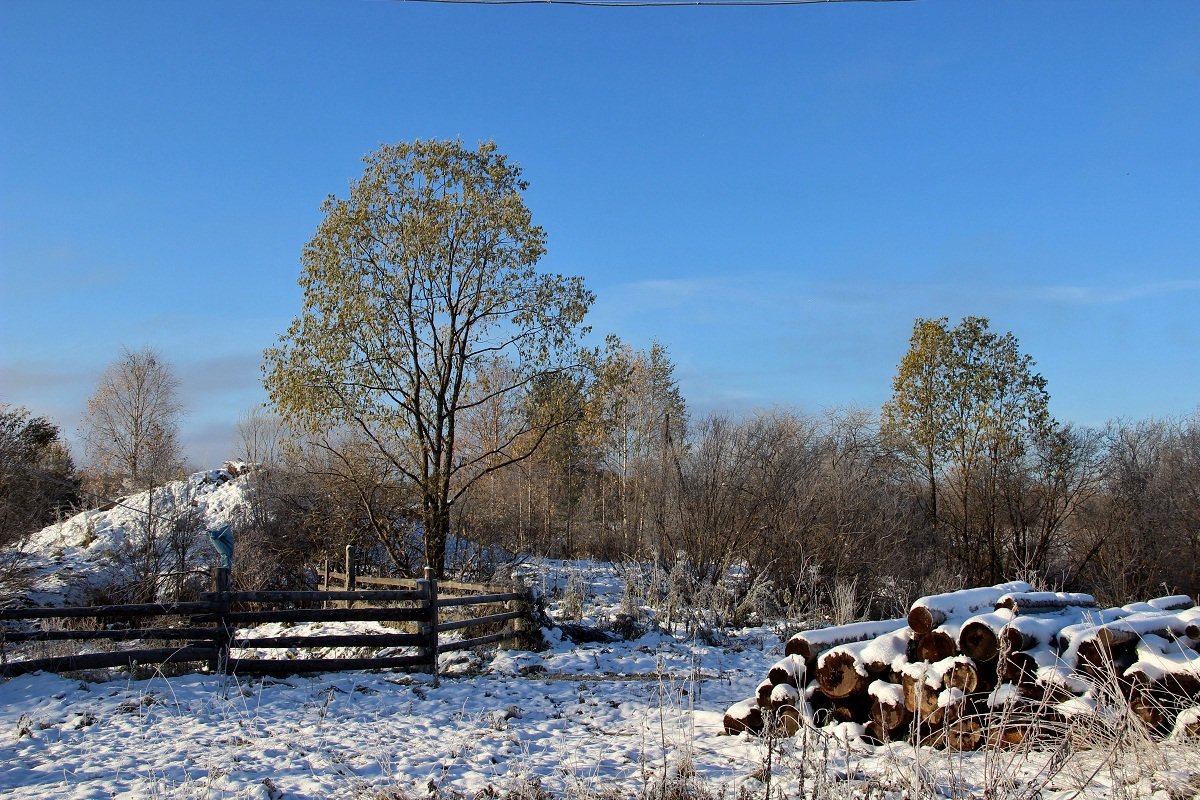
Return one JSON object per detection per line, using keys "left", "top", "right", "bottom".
{"left": 508, "top": 584, "right": 537, "bottom": 650}
{"left": 344, "top": 545, "right": 357, "bottom": 591}
{"left": 213, "top": 566, "right": 231, "bottom": 674}
{"left": 344, "top": 545, "right": 357, "bottom": 609}
{"left": 419, "top": 566, "right": 440, "bottom": 687}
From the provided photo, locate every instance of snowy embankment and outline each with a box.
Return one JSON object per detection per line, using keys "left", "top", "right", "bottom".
{"left": 15, "top": 467, "right": 248, "bottom": 607}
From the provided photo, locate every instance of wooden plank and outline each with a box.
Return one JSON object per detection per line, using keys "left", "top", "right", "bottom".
{"left": 0, "top": 646, "right": 217, "bottom": 677}
{"left": 437, "top": 580, "right": 513, "bottom": 594}
{"left": 325, "top": 571, "right": 510, "bottom": 595}
{"left": 202, "top": 589, "right": 425, "bottom": 603}
{"left": 192, "top": 607, "right": 427, "bottom": 624}
{"left": 0, "top": 627, "right": 216, "bottom": 643}
{"left": 436, "top": 592, "right": 524, "bottom": 608}
{"left": 228, "top": 654, "right": 428, "bottom": 674}
{"left": 350, "top": 575, "right": 417, "bottom": 587}
{"left": 0, "top": 601, "right": 218, "bottom": 620}
{"left": 231, "top": 632, "right": 428, "bottom": 649}
{"left": 436, "top": 610, "right": 524, "bottom": 633}
{"left": 439, "top": 631, "right": 516, "bottom": 652}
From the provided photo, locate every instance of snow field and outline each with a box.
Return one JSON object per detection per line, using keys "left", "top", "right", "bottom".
{"left": 0, "top": 628, "right": 779, "bottom": 799}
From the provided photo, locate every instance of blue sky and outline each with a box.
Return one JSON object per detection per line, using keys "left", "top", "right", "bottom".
{"left": 2, "top": 0, "right": 1198, "bottom": 468}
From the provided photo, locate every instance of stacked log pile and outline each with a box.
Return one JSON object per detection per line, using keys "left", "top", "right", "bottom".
{"left": 723, "top": 584, "right": 1200, "bottom": 750}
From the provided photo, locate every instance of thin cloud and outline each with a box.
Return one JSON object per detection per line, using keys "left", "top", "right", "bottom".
{"left": 604, "top": 277, "right": 724, "bottom": 310}
{"left": 0, "top": 362, "right": 96, "bottom": 394}
{"left": 1029, "top": 279, "right": 1200, "bottom": 305}
{"left": 178, "top": 353, "right": 265, "bottom": 396}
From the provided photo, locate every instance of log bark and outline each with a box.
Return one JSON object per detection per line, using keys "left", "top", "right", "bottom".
{"left": 1147, "top": 595, "right": 1195, "bottom": 612}
{"left": 995, "top": 592, "right": 1096, "bottom": 616}
{"left": 1125, "top": 671, "right": 1200, "bottom": 702}
{"left": 1077, "top": 608, "right": 1200, "bottom": 659}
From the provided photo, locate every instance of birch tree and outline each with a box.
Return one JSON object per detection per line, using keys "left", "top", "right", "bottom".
{"left": 81, "top": 347, "right": 184, "bottom": 492}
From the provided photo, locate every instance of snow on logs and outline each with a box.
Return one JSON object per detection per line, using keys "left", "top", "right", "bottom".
{"left": 784, "top": 617, "right": 907, "bottom": 664}
{"left": 995, "top": 591, "right": 1097, "bottom": 616}
{"left": 907, "top": 581, "right": 1032, "bottom": 636}
{"left": 724, "top": 583, "right": 1200, "bottom": 750}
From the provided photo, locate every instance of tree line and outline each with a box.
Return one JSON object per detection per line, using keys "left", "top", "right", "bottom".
{"left": 2, "top": 138, "right": 1196, "bottom": 615}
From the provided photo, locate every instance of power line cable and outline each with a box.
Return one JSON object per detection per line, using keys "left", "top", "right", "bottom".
{"left": 393, "top": 0, "right": 911, "bottom": 7}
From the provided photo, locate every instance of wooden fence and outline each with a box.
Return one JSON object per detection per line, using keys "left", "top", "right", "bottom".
{"left": 0, "top": 560, "right": 533, "bottom": 684}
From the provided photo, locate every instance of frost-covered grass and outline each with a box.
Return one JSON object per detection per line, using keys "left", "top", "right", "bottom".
{"left": 2, "top": 560, "right": 1198, "bottom": 799}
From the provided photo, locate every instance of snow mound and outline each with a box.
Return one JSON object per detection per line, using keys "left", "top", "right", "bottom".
{"left": 13, "top": 468, "right": 252, "bottom": 607}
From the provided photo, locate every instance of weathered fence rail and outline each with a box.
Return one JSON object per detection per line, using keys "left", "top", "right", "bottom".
{"left": 1, "top": 558, "right": 535, "bottom": 682}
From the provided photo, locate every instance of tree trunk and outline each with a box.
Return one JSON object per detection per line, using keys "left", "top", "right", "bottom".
{"left": 424, "top": 498, "right": 452, "bottom": 579}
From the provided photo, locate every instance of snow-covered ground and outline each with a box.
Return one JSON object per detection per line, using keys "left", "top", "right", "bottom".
{"left": 3, "top": 561, "right": 1198, "bottom": 798}
{"left": 4, "top": 488, "right": 1199, "bottom": 799}
{"left": 0, "top": 560, "right": 782, "bottom": 799}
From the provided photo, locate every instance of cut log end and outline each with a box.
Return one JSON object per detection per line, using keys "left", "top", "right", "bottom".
{"left": 816, "top": 651, "right": 870, "bottom": 700}
{"left": 908, "top": 606, "right": 946, "bottom": 637}
{"left": 959, "top": 622, "right": 1000, "bottom": 662}
{"left": 916, "top": 630, "right": 957, "bottom": 663}
{"left": 946, "top": 660, "right": 979, "bottom": 695}
{"left": 902, "top": 672, "right": 942, "bottom": 719}
{"left": 723, "top": 702, "right": 763, "bottom": 736}
{"left": 869, "top": 693, "right": 910, "bottom": 733}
